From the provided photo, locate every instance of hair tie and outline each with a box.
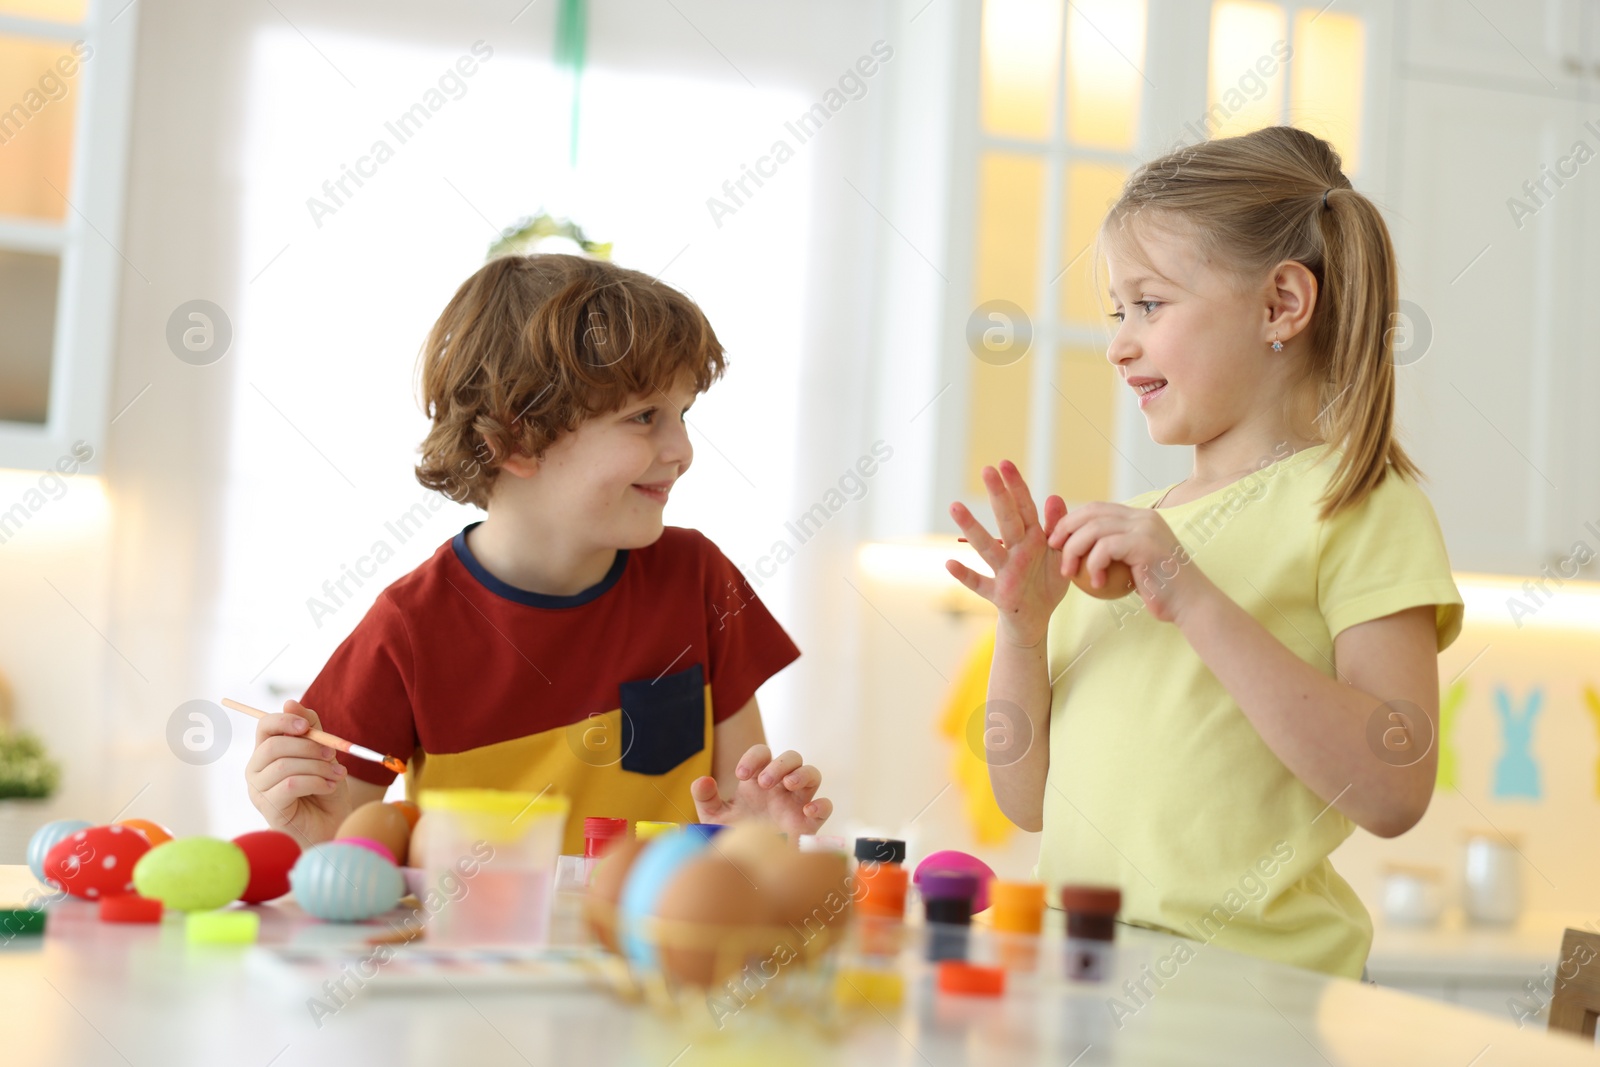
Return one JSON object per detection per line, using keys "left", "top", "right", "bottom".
{"left": 1322, "top": 188, "right": 1332, "bottom": 210}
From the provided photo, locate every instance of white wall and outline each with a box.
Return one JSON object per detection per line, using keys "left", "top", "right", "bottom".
{"left": 3, "top": 0, "right": 981, "bottom": 848}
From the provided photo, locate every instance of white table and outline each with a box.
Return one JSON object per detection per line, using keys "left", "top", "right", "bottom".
{"left": 2, "top": 865, "right": 1596, "bottom": 1066}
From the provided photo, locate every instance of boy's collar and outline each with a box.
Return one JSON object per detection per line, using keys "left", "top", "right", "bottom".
{"left": 451, "top": 521, "right": 629, "bottom": 608}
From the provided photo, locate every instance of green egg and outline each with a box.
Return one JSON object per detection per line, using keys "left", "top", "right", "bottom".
{"left": 132, "top": 837, "right": 250, "bottom": 911}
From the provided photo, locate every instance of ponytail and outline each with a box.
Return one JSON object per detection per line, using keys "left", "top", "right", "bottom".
{"left": 1103, "top": 126, "right": 1419, "bottom": 521}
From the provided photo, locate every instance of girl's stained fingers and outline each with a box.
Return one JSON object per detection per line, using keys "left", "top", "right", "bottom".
{"left": 949, "top": 502, "right": 1007, "bottom": 570}
{"left": 1059, "top": 516, "right": 1117, "bottom": 578}
{"left": 998, "top": 460, "right": 1040, "bottom": 531}
{"left": 1041, "top": 494, "right": 1067, "bottom": 537}
{"left": 1085, "top": 534, "right": 1134, "bottom": 590}
{"left": 1047, "top": 501, "right": 1097, "bottom": 549}
{"left": 980, "top": 464, "right": 1027, "bottom": 548}
{"left": 945, "top": 559, "right": 997, "bottom": 603}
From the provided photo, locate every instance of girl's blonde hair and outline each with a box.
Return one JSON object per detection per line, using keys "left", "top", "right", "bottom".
{"left": 1103, "top": 125, "right": 1418, "bottom": 520}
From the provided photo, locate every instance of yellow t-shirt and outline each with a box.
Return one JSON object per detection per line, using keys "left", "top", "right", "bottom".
{"left": 1036, "top": 442, "right": 1463, "bottom": 978}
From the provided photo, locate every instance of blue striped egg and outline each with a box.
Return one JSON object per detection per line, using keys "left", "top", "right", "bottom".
{"left": 289, "top": 842, "right": 404, "bottom": 921}
{"left": 28, "top": 819, "right": 91, "bottom": 885}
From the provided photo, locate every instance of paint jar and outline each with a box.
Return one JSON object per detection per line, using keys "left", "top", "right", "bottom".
{"left": 854, "top": 837, "right": 906, "bottom": 866}
{"left": 634, "top": 821, "right": 678, "bottom": 841}
{"left": 800, "top": 834, "right": 848, "bottom": 854}
{"left": 989, "top": 881, "right": 1046, "bottom": 972}
{"left": 1061, "top": 885, "right": 1121, "bottom": 982}
{"left": 417, "top": 789, "right": 571, "bottom": 946}
{"left": 854, "top": 860, "right": 909, "bottom": 958}
{"left": 583, "top": 817, "right": 629, "bottom": 860}
{"left": 921, "top": 869, "right": 979, "bottom": 962}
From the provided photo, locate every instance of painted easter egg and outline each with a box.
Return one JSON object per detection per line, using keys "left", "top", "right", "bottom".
{"left": 337, "top": 836, "right": 396, "bottom": 864}
{"left": 43, "top": 825, "right": 152, "bottom": 900}
{"left": 913, "top": 850, "right": 997, "bottom": 914}
{"left": 336, "top": 801, "right": 412, "bottom": 867}
{"left": 132, "top": 837, "right": 250, "bottom": 911}
{"left": 289, "top": 842, "right": 403, "bottom": 921}
{"left": 388, "top": 800, "right": 422, "bottom": 829}
{"left": 116, "top": 818, "right": 174, "bottom": 847}
{"left": 618, "top": 829, "right": 710, "bottom": 968}
{"left": 27, "top": 818, "right": 90, "bottom": 884}
{"left": 232, "top": 830, "right": 301, "bottom": 904}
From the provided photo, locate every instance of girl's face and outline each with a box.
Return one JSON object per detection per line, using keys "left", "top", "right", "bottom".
{"left": 1103, "top": 225, "right": 1285, "bottom": 448}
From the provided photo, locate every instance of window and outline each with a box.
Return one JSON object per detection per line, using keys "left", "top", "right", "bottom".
{"left": 966, "top": 0, "right": 1147, "bottom": 504}
{"left": 0, "top": 0, "right": 135, "bottom": 469}
{"left": 956, "top": 0, "right": 1370, "bottom": 506}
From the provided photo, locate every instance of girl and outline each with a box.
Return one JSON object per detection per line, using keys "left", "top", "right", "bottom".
{"left": 946, "top": 126, "right": 1463, "bottom": 979}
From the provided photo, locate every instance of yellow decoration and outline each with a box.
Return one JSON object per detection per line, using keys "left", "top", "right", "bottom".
{"left": 937, "top": 627, "right": 1015, "bottom": 846}
{"left": 1584, "top": 686, "right": 1600, "bottom": 800}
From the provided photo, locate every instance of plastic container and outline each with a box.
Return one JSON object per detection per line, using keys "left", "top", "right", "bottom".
{"left": 921, "top": 869, "right": 979, "bottom": 962}
{"left": 1061, "top": 884, "right": 1120, "bottom": 982}
{"left": 854, "top": 837, "right": 906, "bottom": 866}
{"left": 583, "top": 817, "right": 629, "bottom": 859}
{"left": 417, "top": 789, "right": 571, "bottom": 946}
{"left": 990, "top": 880, "right": 1045, "bottom": 972}
{"left": 855, "top": 860, "right": 909, "bottom": 958}
{"left": 634, "top": 821, "right": 678, "bottom": 841}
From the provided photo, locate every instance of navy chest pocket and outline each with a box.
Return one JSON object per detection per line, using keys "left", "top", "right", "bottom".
{"left": 619, "top": 663, "right": 707, "bottom": 776}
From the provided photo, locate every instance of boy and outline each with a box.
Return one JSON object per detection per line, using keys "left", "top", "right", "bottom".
{"left": 244, "top": 254, "right": 829, "bottom": 855}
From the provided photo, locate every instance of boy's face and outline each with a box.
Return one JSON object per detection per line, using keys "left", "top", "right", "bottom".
{"left": 517, "top": 372, "right": 697, "bottom": 549}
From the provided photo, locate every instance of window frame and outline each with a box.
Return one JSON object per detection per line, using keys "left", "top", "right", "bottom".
{"left": 0, "top": 0, "right": 138, "bottom": 473}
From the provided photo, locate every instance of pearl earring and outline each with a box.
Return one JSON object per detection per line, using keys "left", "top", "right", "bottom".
{"left": 1271, "top": 336, "right": 1284, "bottom": 352}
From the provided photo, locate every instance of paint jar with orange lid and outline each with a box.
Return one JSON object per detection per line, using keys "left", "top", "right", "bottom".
{"left": 989, "top": 880, "right": 1046, "bottom": 972}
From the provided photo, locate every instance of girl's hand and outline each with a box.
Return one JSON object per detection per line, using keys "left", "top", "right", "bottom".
{"left": 946, "top": 460, "right": 1073, "bottom": 648}
{"left": 690, "top": 744, "right": 833, "bottom": 837}
{"left": 1047, "top": 502, "right": 1214, "bottom": 624}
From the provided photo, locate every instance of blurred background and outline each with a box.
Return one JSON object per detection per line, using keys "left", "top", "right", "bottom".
{"left": 0, "top": 0, "right": 1596, "bottom": 1023}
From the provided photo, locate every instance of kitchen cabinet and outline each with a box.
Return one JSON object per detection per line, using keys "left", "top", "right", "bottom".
{"left": 1387, "top": 0, "right": 1600, "bottom": 577}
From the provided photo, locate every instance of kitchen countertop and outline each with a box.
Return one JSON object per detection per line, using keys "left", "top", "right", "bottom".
{"left": 3, "top": 865, "right": 1597, "bottom": 1066}
{"left": 1368, "top": 908, "right": 1590, "bottom": 977}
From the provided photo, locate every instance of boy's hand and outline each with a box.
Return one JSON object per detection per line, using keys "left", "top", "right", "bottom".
{"left": 947, "top": 460, "right": 1073, "bottom": 648}
{"left": 690, "top": 744, "right": 833, "bottom": 837}
{"left": 244, "top": 699, "right": 355, "bottom": 846}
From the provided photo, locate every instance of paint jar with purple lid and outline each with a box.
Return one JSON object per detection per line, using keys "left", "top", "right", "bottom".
{"left": 921, "top": 869, "right": 980, "bottom": 962}
{"left": 1061, "top": 885, "right": 1121, "bottom": 982}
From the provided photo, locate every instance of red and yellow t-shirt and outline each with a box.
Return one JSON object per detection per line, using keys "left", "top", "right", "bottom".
{"left": 302, "top": 523, "right": 801, "bottom": 854}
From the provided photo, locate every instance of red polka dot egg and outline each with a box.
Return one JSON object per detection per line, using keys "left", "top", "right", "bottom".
{"left": 43, "top": 825, "right": 152, "bottom": 901}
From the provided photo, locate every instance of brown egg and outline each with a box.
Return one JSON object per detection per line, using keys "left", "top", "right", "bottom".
{"left": 710, "top": 820, "right": 790, "bottom": 885}
{"left": 335, "top": 801, "right": 412, "bottom": 866}
{"left": 407, "top": 813, "right": 431, "bottom": 869}
{"left": 654, "top": 855, "right": 767, "bottom": 988}
{"left": 1072, "top": 559, "right": 1137, "bottom": 600}
{"left": 585, "top": 836, "right": 648, "bottom": 953}
{"left": 763, "top": 850, "right": 853, "bottom": 956}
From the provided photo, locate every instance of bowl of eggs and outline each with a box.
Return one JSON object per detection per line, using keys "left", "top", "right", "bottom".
{"left": 586, "top": 821, "right": 855, "bottom": 1009}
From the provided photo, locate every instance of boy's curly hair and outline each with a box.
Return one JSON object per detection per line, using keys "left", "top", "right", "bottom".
{"left": 414, "top": 254, "right": 726, "bottom": 509}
